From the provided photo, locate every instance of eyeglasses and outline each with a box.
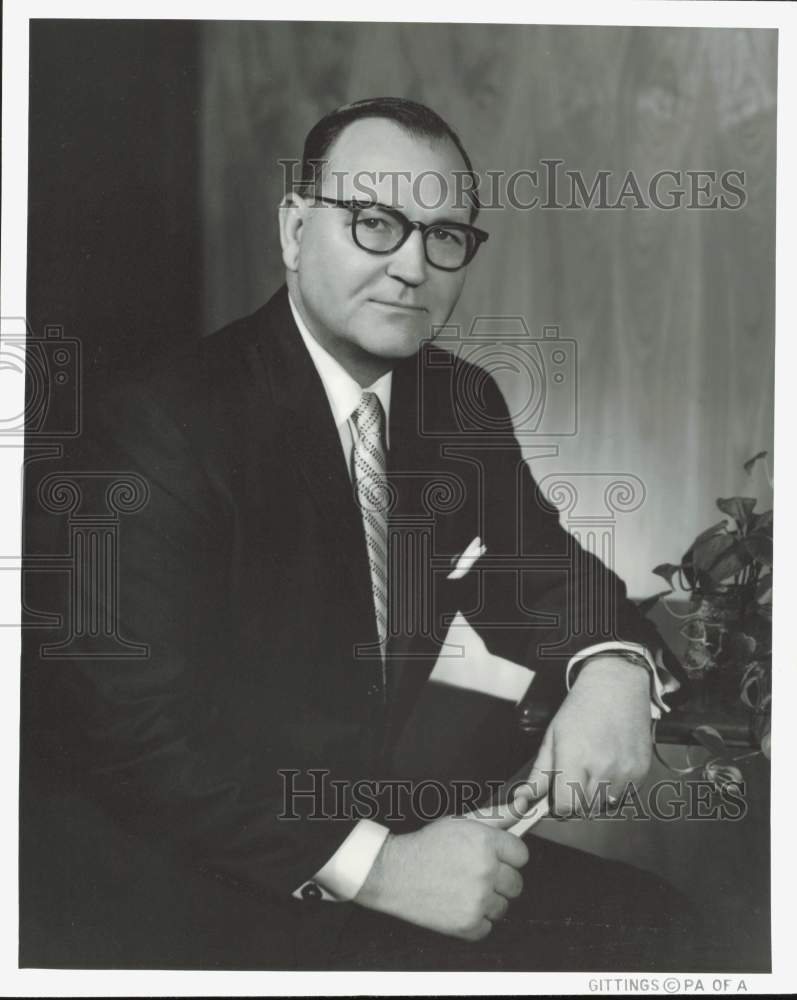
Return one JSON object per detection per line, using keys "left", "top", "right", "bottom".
{"left": 311, "top": 196, "right": 489, "bottom": 272}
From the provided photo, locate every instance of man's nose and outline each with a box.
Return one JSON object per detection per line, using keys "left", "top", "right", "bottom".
{"left": 385, "top": 229, "right": 428, "bottom": 286}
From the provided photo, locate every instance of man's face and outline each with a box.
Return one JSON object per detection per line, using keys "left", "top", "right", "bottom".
{"left": 285, "top": 118, "right": 474, "bottom": 380}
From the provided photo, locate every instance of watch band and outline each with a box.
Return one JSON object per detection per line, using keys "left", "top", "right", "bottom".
{"left": 568, "top": 649, "right": 667, "bottom": 714}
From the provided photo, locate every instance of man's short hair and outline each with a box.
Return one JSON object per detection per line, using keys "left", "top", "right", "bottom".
{"left": 298, "top": 96, "right": 480, "bottom": 220}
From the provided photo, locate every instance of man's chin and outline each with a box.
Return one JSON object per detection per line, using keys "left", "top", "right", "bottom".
{"left": 369, "top": 336, "right": 429, "bottom": 362}
{"left": 363, "top": 323, "right": 435, "bottom": 359}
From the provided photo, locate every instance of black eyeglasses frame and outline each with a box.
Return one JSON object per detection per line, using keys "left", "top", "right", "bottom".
{"left": 310, "top": 195, "right": 489, "bottom": 272}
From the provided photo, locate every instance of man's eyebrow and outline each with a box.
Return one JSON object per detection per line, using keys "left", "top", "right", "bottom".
{"left": 350, "top": 198, "right": 473, "bottom": 226}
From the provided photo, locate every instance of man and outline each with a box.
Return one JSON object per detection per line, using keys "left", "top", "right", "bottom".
{"left": 21, "top": 97, "right": 690, "bottom": 970}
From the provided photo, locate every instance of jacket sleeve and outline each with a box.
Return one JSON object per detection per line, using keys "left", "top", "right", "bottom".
{"left": 451, "top": 373, "right": 688, "bottom": 697}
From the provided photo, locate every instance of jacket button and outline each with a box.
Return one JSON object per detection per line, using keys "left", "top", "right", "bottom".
{"left": 301, "top": 882, "right": 323, "bottom": 901}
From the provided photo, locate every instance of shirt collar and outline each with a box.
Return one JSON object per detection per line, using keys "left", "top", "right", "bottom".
{"left": 288, "top": 292, "right": 392, "bottom": 436}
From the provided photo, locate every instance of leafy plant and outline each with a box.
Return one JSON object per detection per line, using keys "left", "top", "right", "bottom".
{"left": 644, "top": 452, "right": 773, "bottom": 772}
{"left": 653, "top": 724, "right": 751, "bottom": 798}
{"left": 641, "top": 451, "right": 772, "bottom": 615}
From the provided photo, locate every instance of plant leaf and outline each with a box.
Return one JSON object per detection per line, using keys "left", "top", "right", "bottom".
{"left": 682, "top": 525, "right": 730, "bottom": 588}
{"left": 716, "top": 497, "right": 757, "bottom": 528}
{"left": 652, "top": 563, "right": 681, "bottom": 589}
{"left": 756, "top": 574, "right": 772, "bottom": 603}
{"left": 692, "top": 519, "right": 730, "bottom": 546}
{"left": 744, "top": 451, "right": 768, "bottom": 475}
{"left": 690, "top": 531, "right": 747, "bottom": 583}
{"left": 754, "top": 602, "right": 772, "bottom": 621}
{"left": 703, "top": 760, "right": 744, "bottom": 799}
{"left": 753, "top": 536, "right": 774, "bottom": 565}
{"left": 748, "top": 509, "right": 773, "bottom": 535}
{"left": 696, "top": 538, "right": 754, "bottom": 584}
{"left": 692, "top": 725, "right": 727, "bottom": 757}
{"left": 760, "top": 720, "right": 771, "bottom": 760}
{"left": 725, "top": 631, "right": 757, "bottom": 663}
{"left": 709, "top": 546, "right": 751, "bottom": 583}
{"left": 688, "top": 568, "right": 717, "bottom": 594}
{"left": 739, "top": 534, "right": 773, "bottom": 567}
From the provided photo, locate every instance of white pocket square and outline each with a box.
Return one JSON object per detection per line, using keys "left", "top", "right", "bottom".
{"left": 447, "top": 536, "right": 487, "bottom": 580}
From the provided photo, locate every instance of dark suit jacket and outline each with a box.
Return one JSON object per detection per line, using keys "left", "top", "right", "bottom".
{"left": 20, "top": 284, "right": 683, "bottom": 968}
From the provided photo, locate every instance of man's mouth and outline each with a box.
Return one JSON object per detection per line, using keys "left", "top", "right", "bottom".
{"left": 370, "top": 300, "right": 427, "bottom": 312}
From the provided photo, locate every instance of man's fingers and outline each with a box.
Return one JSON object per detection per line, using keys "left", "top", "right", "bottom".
{"left": 462, "top": 918, "right": 493, "bottom": 942}
{"left": 495, "top": 862, "right": 524, "bottom": 900}
{"left": 527, "top": 738, "right": 592, "bottom": 817}
{"left": 551, "top": 765, "right": 590, "bottom": 817}
{"left": 512, "top": 773, "right": 554, "bottom": 811}
{"left": 484, "top": 892, "right": 509, "bottom": 922}
{"left": 465, "top": 799, "right": 528, "bottom": 829}
{"left": 510, "top": 787, "right": 531, "bottom": 815}
{"left": 586, "top": 776, "right": 623, "bottom": 813}
{"left": 495, "top": 830, "right": 530, "bottom": 869}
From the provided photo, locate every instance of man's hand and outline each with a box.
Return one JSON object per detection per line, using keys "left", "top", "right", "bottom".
{"left": 518, "top": 655, "right": 653, "bottom": 818}
{"left": 354, "top": 806, "right": 529, "bottom": 941}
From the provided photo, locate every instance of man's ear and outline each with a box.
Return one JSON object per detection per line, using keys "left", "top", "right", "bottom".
{"left": 278, "top": 192, "right": 306, "bottom": 272}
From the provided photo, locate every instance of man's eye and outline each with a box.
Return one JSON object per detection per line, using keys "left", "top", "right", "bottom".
{"left": 358, "top": 216, "right": 389, "bottom": 230}
{"left": 429, "top": 227, "right": 464, "bottom": 246}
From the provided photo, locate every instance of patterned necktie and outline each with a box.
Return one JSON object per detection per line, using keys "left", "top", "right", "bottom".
{"left": 351, "top": 391, "right": 389, "bottom": 661}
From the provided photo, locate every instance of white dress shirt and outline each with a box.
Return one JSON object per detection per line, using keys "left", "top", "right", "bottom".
{"left": 287, "top": 293, "right": 678, "bottom": 903}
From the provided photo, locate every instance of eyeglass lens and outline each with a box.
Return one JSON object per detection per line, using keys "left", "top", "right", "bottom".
{"left": 353, "top": 205, "right": 470, "bottom": 269}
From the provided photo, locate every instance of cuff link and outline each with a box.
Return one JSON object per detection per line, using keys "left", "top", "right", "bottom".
{"left": 300, "top": 881, "right": 323, "bottom": 901}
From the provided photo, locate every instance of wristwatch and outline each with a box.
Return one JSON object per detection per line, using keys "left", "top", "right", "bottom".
{"left": 567, "top": 647, "right": 671, "bottom": 717}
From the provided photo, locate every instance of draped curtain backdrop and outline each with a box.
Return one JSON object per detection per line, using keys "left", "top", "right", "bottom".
{"left": 199, "top": 23, "right": 776, "bottom": 597}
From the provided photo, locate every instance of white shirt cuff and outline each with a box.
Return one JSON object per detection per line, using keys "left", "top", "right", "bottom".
{"left": 292, "top": 819, "right": 390, "bottom": 903}
{"left": 565, "top": 641, "right": 681, "bottom": 720}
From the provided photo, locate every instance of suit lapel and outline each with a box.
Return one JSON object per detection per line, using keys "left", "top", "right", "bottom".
{"left": 251, "top": 287, "right": 378, "bottom": 644}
